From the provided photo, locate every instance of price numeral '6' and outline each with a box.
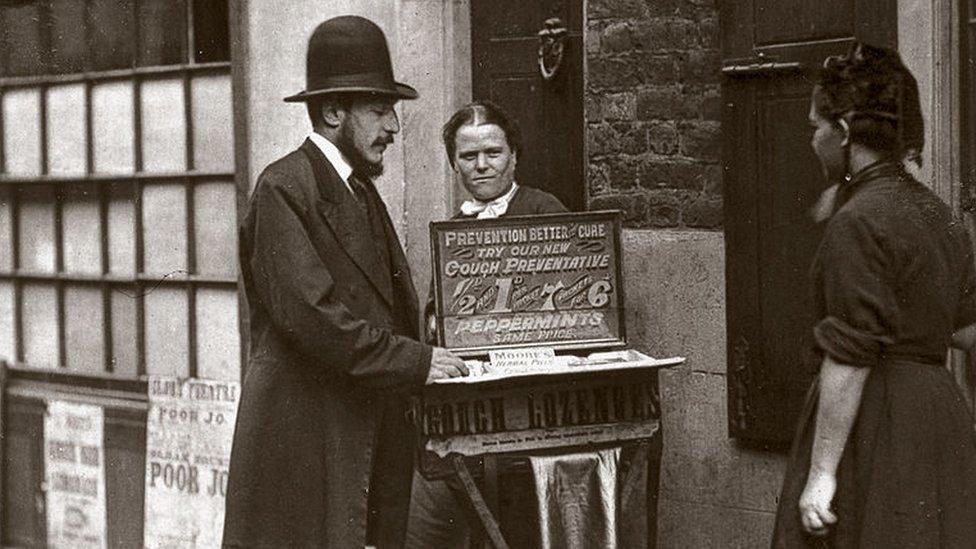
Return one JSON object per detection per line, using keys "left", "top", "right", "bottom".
{"left": 587, "top": 280, "right": 612, "bottom": 307}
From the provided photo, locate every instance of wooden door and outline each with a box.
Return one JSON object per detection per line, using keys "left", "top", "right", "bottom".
{"left": 470, "top": 0, "right": 584, "bottom": 211}
{"left": 721, "top": 0, "right": 896, "bottom": 443}
{"left": 468, "top": 3, "right": 586, "bottom": 546}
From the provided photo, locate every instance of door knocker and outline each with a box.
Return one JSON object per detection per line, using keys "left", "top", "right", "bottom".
{"left": 537, "top": 17, "right": 567, "bottom": 81}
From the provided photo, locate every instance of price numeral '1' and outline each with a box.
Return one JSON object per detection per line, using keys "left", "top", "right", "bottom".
{"left": 490, "top": 277, "right": 514, "bottom": 313}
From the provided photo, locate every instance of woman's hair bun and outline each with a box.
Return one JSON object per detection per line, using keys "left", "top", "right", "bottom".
{"left": 816, "top": 42, "right": 924, "bottom": 164}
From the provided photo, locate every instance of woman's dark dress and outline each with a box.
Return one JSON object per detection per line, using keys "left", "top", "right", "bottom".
{"left": 772, "top": 163, "right": 976, "bottom": 548}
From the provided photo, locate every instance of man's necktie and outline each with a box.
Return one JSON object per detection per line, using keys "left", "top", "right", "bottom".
{"left": 348, "top": 171, "right": 396, "bottom": 305}
{"left": 347, "top": 172, "right": 369, "bottom": 210}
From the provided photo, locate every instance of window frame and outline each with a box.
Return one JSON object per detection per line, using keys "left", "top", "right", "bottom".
{"left": 0, "top": 0, "right": 236, "bottom": 383}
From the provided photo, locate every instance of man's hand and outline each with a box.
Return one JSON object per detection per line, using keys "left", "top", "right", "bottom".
{"left": 426, "top": 347, "right": 469, "bottom": 384}
{"left": 798, "top": 472, "right": 837, "bottom": 537}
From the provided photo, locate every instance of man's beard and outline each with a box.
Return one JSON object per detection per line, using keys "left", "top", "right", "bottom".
{"left": 337, "top": 126, "right": 387, "bottom": 178}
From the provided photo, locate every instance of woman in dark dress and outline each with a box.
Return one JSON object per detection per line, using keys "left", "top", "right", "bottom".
{"left": 772, "top": 43, "right": 976, "bottom": 547}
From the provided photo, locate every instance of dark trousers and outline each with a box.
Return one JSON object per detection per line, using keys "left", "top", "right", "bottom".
{"left": 366, "top": 398, "right": 414, "bottom": 549}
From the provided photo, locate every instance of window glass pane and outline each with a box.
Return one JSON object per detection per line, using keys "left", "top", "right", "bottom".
{"left": 196, "top": 287, "right": 238, "bottom": 381}
{"left": 2, "top": 1, "right": 45, "bottom": 76}
{"left": 89, "top": 0, "right": 135, "bottom": 71}
{"left": 49, "top": 0, "right": 89, "bottom": 73}
{"left": 142, "top": 183, "right": 186, "bottom": 275}
{"left": 64, "top": 285, "right": 104, "bottom": 373}
{"left": 46, "top": 84, "right": 87, "bottom": 176}
{"left": 4, "top": 88, "right": 42, "bottom": 177}
{"left": 194, "top": 182, "right": 235, "bottom": 276}
{"left": 0, "top": 188, "right": 12, "bottom": 271}
{"left": 92, "top": 82, "right": 135, "bottom": 174}
{"left": 192, "top": 0, "right": 229, "bottom": 63}
{"left": 144, "top": 286, "right": 187, "bottom": 376}
{"left": 18, "top": 185, "right": 56, "bottom": 273}
{"left": 62, "top": 184, "right": 101, "bottom": 274}
{"left": 138, "top": 0, "right": 185, "bottom": 66}
{"left": 108, "top": 183, "right": 135, "bottom": 275}
{"left": 191, "top": 74, "right": 233, "bottom": 171}
{"left": 110, "top": 285, "right": 137, "bottom": 376}
{"left": 22, "top": 282, "right": 58, "bottom": 368}
{"left": 0, "top": 281, "right": 15, "bottom": 362}
{"left": 140, "top": 78, "right": 186, "bottom": 172}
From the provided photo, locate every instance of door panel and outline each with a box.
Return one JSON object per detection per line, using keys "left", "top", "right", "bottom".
{"left": 471, "top": 0, "right": 584, "bottom": 212}
{"left": 721, "top": 0, "right": 896, "bottom": 442}
{"left": 2, "top": 403, "right": 44, "bottom": 547}
{"left": 754, "top": 0, "right": 854, "bottom": 44}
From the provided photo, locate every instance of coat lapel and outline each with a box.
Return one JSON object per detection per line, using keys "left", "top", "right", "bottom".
{"left": 301, "top": 140, "right": 395, "bottom": 308}
{"left": 362, "top": 181, "right": 421, "bottom": 333}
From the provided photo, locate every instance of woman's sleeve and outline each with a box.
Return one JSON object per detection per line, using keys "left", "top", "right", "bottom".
{"left": 540, "top": 193, "right": 568, "bottom": 214}
{"left": 813, "top": 212, "right": 897, "bottom": 368}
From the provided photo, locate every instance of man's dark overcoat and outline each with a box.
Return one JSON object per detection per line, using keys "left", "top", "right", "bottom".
{"left": 223, "top": 139, "right": 432, "bottom": 548}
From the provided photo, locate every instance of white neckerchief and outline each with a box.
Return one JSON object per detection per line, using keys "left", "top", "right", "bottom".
{"left": 460, "top": 183, "right": 519, "bottom": 219}
{"left": 308, "top": 132, "right": 355, "bottom": 195}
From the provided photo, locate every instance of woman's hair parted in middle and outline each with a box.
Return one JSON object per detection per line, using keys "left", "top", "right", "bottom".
{"left": 442, "top": 100, "right": 522, "bottom": 167}
{"left": 814, "top": 42, "right": 924, "bottom": 165}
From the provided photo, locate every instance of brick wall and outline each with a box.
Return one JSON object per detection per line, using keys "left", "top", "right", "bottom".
{"left": 586, "top": 0, "right": 721, "bottom": 229}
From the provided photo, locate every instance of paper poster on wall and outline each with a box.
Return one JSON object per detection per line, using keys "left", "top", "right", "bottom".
{"left": 143, "top": 377, "right": 240, "bottom": 549}
{"left": 44, "top": 400, "right": 107, "bottom": 549}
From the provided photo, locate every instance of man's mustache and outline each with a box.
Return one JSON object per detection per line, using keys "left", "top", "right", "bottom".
{"left": 373, "top": 137, "right": 394, "bottom": 146}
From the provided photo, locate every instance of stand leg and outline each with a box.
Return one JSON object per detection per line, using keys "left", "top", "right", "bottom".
{"left": 451, "top": 455, "right": 510, "bottom": 549}
{"left": 483, "top": 455, "right": 498, "bottom": 511}
{"left": 646, "top": 431, "right": 663, "bottom": 549}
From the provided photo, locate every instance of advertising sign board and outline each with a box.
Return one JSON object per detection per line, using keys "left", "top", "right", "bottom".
{"left": 430, "top": 211, "right": 625, "bottom": 355}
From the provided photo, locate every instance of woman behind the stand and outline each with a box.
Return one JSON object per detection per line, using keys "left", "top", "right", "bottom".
{"left": 406, "top": 101, "right": 566, "bottom": 549}
{"left": 772, "top": 42, "right": 976, "bottom": 547}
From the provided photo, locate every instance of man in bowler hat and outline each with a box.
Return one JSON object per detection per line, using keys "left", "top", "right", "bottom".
{"left": 223, "top": 16, "right": 468, "bottom": 548}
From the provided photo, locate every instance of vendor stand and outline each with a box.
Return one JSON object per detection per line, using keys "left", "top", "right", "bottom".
{"left": 413, "top": 211, "right": 683, "bottom": 548}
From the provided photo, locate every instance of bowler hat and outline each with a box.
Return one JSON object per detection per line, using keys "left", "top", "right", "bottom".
{"left": 284, "top": 15, "right": 418, "bottom": 102}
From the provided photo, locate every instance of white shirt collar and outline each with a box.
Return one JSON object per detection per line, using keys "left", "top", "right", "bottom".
{"left": 459, "top": 182, "right": 520, "bottom": 219}
{"left": 308, "top": 132, "right": 354, "bottom": 193}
